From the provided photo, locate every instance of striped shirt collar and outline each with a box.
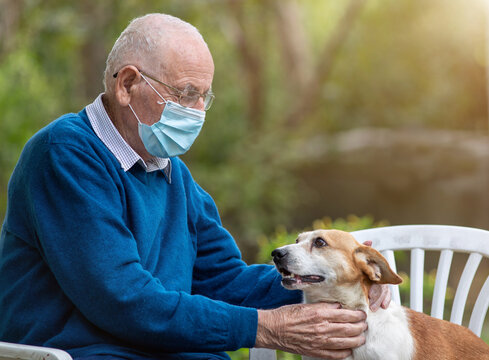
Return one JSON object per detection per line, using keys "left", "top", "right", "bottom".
{"left": 86, "top": 94, "right": 171, "bottom": 180}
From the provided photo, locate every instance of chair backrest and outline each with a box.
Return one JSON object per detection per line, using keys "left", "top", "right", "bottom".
{"left": 249, "top": 225, "right": 489, "bottom": 360}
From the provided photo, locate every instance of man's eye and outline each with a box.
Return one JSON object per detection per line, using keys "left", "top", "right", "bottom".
{"left": 181, "top": 87, "right": 201, "bottom": 97}
{"left": 313, "top": 237, "right": 328, "bottom": 248}
{"left": 183, "top": 94, "right": 200, "bottom": 102}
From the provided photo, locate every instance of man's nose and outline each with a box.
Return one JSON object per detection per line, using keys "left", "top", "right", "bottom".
{"left": 271, "top": 248, "right": 288, "bottom": 262}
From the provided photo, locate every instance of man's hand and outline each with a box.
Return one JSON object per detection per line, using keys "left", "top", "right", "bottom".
{"left": 363, "top": 240, "right": 391, "bottom": 311}
{"left": 256, "top": 303, "right": 367, "bottom": 360}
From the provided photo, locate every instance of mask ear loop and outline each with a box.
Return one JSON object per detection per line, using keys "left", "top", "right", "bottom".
{"left": 140, "top": 73, "right": 168, "bottom": 105}
{"left": 128, "top": 104, "right": 143, "bottom": 125}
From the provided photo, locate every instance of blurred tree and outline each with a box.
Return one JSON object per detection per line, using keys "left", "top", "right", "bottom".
{"left": 188, "top": 0, "right": 367, "bottom": 259}
{"left": 0, "top": 0, "right": 23, "bottom": 59}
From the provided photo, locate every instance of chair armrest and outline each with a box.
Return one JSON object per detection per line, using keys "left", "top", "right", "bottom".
{"left": 0, "top": 341, "right": 72, "bottom": 360}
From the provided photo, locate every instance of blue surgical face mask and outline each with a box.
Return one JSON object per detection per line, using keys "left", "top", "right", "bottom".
{"left": 129, "top": 74, "right": 206, "bottom": 158}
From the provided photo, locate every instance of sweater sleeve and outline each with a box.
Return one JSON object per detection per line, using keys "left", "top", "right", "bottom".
{"left": 188, "top": 180, "right": 303, "bottom": 310}
{"left": 27, "top": 140, "right": 259, "bottom": 352}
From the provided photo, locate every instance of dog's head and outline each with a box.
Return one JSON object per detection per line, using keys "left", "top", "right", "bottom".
{"left": 272, "top": 229, "right": 402, "bottom": 302}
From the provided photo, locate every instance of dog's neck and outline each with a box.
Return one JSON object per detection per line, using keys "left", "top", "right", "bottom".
{"left": 303, "top": 280, "right": 371, "bottom": 313}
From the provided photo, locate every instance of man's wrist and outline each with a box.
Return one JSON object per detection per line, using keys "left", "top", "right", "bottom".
{"left": 255, "top": 309, "right": 276, "bottom": 348}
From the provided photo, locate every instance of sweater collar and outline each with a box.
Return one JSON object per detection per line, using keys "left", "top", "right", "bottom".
{"left": 86, "top": 93, "right": 171, "bottom": 181}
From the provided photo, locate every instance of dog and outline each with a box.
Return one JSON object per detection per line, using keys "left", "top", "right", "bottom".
{"left": 272, "top": 229, "right": 489, "bottom": 360}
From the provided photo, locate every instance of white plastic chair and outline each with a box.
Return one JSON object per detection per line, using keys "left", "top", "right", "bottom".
{"left": 250, "top": 224, "right": 489, "bottom": 360}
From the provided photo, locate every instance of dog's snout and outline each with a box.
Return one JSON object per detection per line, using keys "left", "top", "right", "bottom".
{"left": 272, "top": 248, "right": 288, "bottom": 261}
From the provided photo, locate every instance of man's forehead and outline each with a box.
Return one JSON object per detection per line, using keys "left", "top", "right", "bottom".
{"left": 160, "top": 33, "right": 212, "bottom": 63}
{"left": 157, "top": 41, "right": 213, "bottom": 82}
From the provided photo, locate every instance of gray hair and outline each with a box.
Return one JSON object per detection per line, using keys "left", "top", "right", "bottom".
{"left": 103, "top": 13, "right": 205, "bottom": 94}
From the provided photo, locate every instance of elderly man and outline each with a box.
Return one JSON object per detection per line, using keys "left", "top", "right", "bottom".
{"left": 0, "top": 14, "right": 388, "bottom": 360}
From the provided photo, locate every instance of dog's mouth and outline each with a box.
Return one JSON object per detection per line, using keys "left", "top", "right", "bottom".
{"left": 278, "top": 267, "right": 325, "bottom": 286}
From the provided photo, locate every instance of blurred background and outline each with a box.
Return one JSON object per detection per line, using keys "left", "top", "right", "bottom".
{"left": 1, "top": 0, "right": 488, "bottom": 263}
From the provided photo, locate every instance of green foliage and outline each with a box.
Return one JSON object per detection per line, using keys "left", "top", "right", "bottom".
{"left": 318, "top": 0, "right": 487, "bottom": 132}
{"left": 0, "top": 49, "right": 68, "bottom": 214}
{"left": 483, "top": 328, "right": 489, "bottom": 344}
{"left": 227, "top": 348, "right": 247, "bottom": 360}
{"left": 0, "top": 0, "right": 487, "bottom": 255}
{"left": 256, "top": 215, "right": 388, "bottom": 264}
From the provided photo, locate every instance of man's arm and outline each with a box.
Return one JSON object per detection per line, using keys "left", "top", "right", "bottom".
{"left": 187, "top": 178, "right": 302, "bottom": 309}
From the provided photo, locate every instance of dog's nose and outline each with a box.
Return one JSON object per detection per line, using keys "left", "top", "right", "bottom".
{"left": 271, "top": 248, "right": 288, "bottom": 261}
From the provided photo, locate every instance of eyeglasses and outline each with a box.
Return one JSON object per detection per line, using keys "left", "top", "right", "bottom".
{"left": 113, "top": 69, "right": 215, "bottom": 110}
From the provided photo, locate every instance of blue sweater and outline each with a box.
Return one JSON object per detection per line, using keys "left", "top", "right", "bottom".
{"left": 0, "top": 110, "right": 301, "bottom": 359}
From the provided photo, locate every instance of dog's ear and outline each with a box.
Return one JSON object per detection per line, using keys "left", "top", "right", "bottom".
{"left": 353, "top": 246, "right": 403, "bottom": 284}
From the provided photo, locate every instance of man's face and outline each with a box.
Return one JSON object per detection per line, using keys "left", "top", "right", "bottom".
{"left": 163, "top": 35, "right": 215, "bottom": 111}
{"left": 136, "top": 34, "right": 215, "bottom": 126}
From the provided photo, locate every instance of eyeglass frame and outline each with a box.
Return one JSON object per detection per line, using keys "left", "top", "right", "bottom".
{"left": 112, "top": 68, "right": 215, "bottom": 110}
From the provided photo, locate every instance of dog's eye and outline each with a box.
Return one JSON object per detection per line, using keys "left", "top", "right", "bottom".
{"left": 295, "top": 238, "right": 299, "bottom": 244}
{"left": 313, "top": 237, "right": 328, "bottom": 248}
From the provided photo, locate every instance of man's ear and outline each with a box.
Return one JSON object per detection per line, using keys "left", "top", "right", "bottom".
{"left": 114, "top": 65, "right": 141, "bottom": 107}
{"left": 353, "top": 246, "right": 403, "bottom": 285}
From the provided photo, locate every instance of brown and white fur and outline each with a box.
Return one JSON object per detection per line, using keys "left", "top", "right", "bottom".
{"left": 272, "top": 229, "right": 489, "bottom": 360}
